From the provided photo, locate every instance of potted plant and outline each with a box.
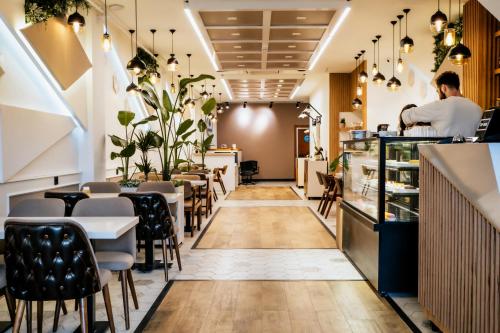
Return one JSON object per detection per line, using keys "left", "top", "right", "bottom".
{"left": 135, "top": 130, "right": 163, "bottom": 181}
{"left": 329, "top": 153, "right": 349, "bottom": 173}
{"left": 340, "top": 118, "right": 346, "bottom": 128}
{"left": 140, "top": 74, "right": 215, "bottom": 180}
{"left": 109, "top": 110, "right": 157, "bottom": 188}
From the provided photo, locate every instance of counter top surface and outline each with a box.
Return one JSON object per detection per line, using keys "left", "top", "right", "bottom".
{"left": 419, "top": 143, "right": 500, "bottom": 231}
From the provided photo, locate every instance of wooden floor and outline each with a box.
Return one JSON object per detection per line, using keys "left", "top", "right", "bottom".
{"left": 144, "top": 281, "right": 411, "bottom": 333}
{"left": 195, "top": 206, "right": 337, "bottom": 249}
{"left": 227, "top": 186, "right": 300, "bottom": 200}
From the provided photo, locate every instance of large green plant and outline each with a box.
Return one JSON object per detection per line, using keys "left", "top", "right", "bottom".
{"left": 135, "top": 130, "right": 163, "bottom": 181}
{"left": 25, "top": 0, "right": 89, "bottom": 24}
{"left": 140, "top": 74, "right": 215, "bottom": 180}
{"left": 109, "top": 111, "right": 157, "bottom": 184}
{"left": 195, "top": 98, "right": 217, "bottom": 168}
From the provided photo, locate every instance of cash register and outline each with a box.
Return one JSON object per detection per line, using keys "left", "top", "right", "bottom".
{"left": 475, "top": 106, "right": 500, "bottom": 142}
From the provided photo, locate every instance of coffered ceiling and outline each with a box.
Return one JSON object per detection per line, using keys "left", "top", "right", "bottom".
{"left": 198, "top": 9, "right": 336, "bottom": 100}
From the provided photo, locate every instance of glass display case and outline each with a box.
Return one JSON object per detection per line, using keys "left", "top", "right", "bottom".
{"left": 342, "top": 137, "right": 442, "bottom": 224}
{"left": 340, "top": 137, "right": 443, "bottom": 295}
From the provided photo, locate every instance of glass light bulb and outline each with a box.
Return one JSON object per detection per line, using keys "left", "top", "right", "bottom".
{"left": 170, "top": 83, "right": 176, "bottom": 94}
{"left": 444, "top": 28, "right": 456, "bottom": 47}
{"left": 388, "top": 83, "right": 399, "bottom": 92}
{"left": 372, "top": 64, "right": 378, "bottom": 75}
{"left": 133, "top": 67, "right": 141, "bottom": 75}
{"left": 356, "top": 85, "right": 363, "bottom": 97}
{"left": 167, "top": 63, "right": 177, "bottom": 71}
{"left": 434, "top": 20, "right": 443, "bottom": 33}
{"left": 102, "top": 34, "right": 111, "bottom": 52}
{"left": 403, "top": 42, "right": 413, "bottom": 54}
{"left": 72, "top": 22, "right": 81, "bottom": 33}
{"left": 397, "top": 59, "right": 404, "bottom": 73}
{"left": 359, "top": 75, "right": 367, "bottom": 84}
{"left": 150, "top": 73, "right": 158, "bottom": 84}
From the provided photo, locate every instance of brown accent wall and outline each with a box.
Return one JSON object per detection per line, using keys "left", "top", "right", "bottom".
{"left": 217, "top": 103, "right": 308, "bottom": 180}
{"left": 462, "top": 0, "right": 500, "bottom": 109}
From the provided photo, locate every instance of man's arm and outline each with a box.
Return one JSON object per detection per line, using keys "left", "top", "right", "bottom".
{"left": 401, "top": 100, "right": 443, "bottom": 125}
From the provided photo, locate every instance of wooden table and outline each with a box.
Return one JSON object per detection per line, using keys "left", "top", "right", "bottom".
{"left": 0, "top": 216, "right": 138, "bottom": 333}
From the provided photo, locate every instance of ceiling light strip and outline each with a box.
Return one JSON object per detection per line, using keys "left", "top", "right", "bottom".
{"left": 290, "top": 85, "right": 302, "bottom": 100}
{"left": 308, "top": 7, "right": 351, "bottom": 71}
{"left": 184, "top": 7, "right": 219, "bottom": 71}
{"left": 221, "top": 78, "right": 233, "bottom": 100}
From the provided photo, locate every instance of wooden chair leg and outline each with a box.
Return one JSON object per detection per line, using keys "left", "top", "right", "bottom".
{"left": 61, "top": 301, "right": 67, "bottom": 315}
{"left": 325, "top": 195, "right": 335, "bottom": 217}
{"left": 120, "top": 271, "right": 130, "bottom": 330}
{"left": 173, "top": 235, "right": 182, "bottom": 271}
{"left": 36, "top": 301, "right": 43, "bottom": 333}
{"left": 161, "top": 240, "right": 168, "bottom": 282}
{"left": 126, "top": 269, "right": 139, "bottom": 310}
{"left": 320, "top": 195, "right": 329, "bottom": 215}
{"left": 26, "top": 300, "right": 32, "bottom": 333}
{"left": 102, "top": 285, "right": 116, "bottom": 333}
{"left": 53, "top": 301, "right": 62, "bottom": 332}
{"left": 168, "top": 239, "right": 174, "bottom": 260}
{"left": 5, "top": 289, "right": 16, "bottom": 323}
{"left": 318, "top": 191, "right": 326, "bottom": 211}
{"left": 197, "top": 206, "right": 202, "bottom": 231}
{"left": 13, "top": 300, "right": 26, "bottom": 333}
{"left": 78, "top": 298, "right": 87, "bottom": 333}
{"left": 213, "top": 189, "right": 218, "bottom": 201}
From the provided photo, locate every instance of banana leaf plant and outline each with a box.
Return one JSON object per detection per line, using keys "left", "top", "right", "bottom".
{"left": 140, "top": 74, "right": 215, "bottom": 180}
{"left": 109, "top": 110, "right": 157, "bottom": 184}
{"left": 135, "top": 130, "right": 163, "bottom": 181}
{"left": 195, "top": 97, "right": 217, "bottom": 168}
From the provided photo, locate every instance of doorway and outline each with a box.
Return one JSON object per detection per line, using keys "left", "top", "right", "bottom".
{"left": 295, "top": 126, "right": 310, "bottom": 158}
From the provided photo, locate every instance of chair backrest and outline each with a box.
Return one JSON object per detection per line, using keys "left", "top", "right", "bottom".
{"left": 185, "top": 173, "right": 207, "bottom": 180}
{"left": 44, "top": 192, "right": 89, "bottom": 217}
{"left": 4, "top": 219, "right": 101, "bottom": 301}
{"left": 118, "top": 192, "right": 173, "bottom": 241}
{"left": 171, "top": 169, "right": 182, "bottom": 175}
{"left": 171, "top": 174, "right": 201, "bottom": 181}
{"left": 9, "top": 199, "right": 65, "bottom": 217}
{"left": 315, "top": 171, "right": 324, "bottom": 186}
{"left": 221, "top": 165, "right": 228, "bottom": 174}
{"left": 240, "top": 161, "right": 257, "bottom": 172}
{"left": 81, "top": 182, "right": 121, "bottom": 193}
{"left": 72, "top": 198, "right": 136, "bottom": 258}
{"left": 137, "top": 181, "right": 176, "bottom": 193}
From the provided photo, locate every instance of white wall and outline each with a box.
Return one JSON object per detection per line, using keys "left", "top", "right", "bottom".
{"left": 308, "top": 73, "right": 330, "bottom": 159}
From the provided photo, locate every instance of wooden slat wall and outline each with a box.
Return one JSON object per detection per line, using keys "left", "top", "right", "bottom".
{"left": 462, "top": 0, "right": 499, "bottom": 109}
{"left": 419, "top": 155, "right": 500, "bottom": 333}
{"left": 329, "top": 73, "right": 351, "bottom": 160}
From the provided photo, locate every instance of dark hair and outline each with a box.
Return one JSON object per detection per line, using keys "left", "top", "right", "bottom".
{"left": 399, "top": 104, "right": 417, "bottom": 136}
{"left": 436, "top": 71, "right": 460, "bottom": 90}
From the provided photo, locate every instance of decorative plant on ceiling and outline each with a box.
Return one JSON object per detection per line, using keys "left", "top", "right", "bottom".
{"left": 109, "top": 110, "right": 157, "bottom": 186}
{"left": 140, "top": 74, "right": 216, "bottom": 180}
{"left": 432, "top": 16, "right": 463, "bottom": 72}
{"left": 25, "top": 0, "right": 89, "bottom": 24}
{"left": 137, "top": 47, "right": 159, "bottom": 83}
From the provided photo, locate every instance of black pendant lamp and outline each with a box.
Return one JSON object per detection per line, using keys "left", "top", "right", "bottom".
{"left": 101, "top": 0, "right": 111, "bottom": 51}
{"left": 167, "top": 29, "right": 179, "bottom": 72}
{"left": 371, "top": 39, "right": 378, "bottom": 75}
{"left": 217, "top": 93, "right": 223, "bottom": 113}
{"left": 443, "top": 0, "right": 456, "bottom": 46}
{"left": 170, "top": 72, "right": 176, "bottom": 93}
{"left": 126, "top": 30, "right": 140, "bottom": 94}
{"left": 126, "top": 0, "right": 146, "bottom": 75}
{"left": 67, "top": 4, "right": 85, "bottom": 33}
{"left": 400, "top": 9, "right": 414, "bottom": 54}
{"left": 352, "top": 55, "right": 363, "bottom": 110}
{"left": 387, "top": 20, "right": 402, "bottom": 92}
{"left": 200, "top": 81, "right": 209, "bottom": 100}
{"left": 430, "top": 0, "right": 448, "bottom": 34}
{"left": 449, "top": 0, "right": 471, "bottom": 65}
{"left": 358, "top": 50, "right": 368, "bottom": 84}
{"left": 184, "top": 54, "right": 196, "bottom": 109}
{"left": 149, "top": 29, "right": 161, "bottom": 84}
{"left": 355, "top": 54, "right": 363, "bottom": 97}
{"left": 373, "top": 35, "right": 386, "bottom": 86}
{"left": 396, "top": 15, "right": 404, "bottom": 73}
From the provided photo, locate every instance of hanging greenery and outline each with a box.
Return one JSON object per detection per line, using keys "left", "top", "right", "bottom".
{"left": 432, "top": 16, "right": 463, "bottom": 72}
{"left": 137, "top": 47, "right": 158, "bottom": 75}
{"left": 25, "top": 0, "right": 89, "bottom": 24}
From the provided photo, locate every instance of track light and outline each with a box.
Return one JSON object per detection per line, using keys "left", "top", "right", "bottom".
{"left": 225, "top": 102, "right": 230, "bottom": 109}
{"left": 243, "top": 101, "right": 247, "bottom": 108}
{"left": 296, "top": 102, "right": 301, "bottom": 109}
{"left": 269, "top": 102, "right": 274, "bottom": 109}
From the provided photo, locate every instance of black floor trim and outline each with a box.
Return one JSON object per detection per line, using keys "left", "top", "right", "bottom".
{"left": 134, "top": 280, "right": 175, "bottom": 333}
{"left": 385, "top": 295, "right": 422, "bottom": 333}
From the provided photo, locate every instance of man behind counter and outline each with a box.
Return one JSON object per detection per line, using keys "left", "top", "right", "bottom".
{"left": 401, "top": 71, "right": 482, "bottom": 137}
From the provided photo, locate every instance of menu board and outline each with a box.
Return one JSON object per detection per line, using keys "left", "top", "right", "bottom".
{"left": 475, "top": 107, "right": 500, "bottom": 142}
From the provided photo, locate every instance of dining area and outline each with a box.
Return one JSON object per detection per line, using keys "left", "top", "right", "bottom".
{"left": 0, "top": 172, "right": 221, "bottom": 333}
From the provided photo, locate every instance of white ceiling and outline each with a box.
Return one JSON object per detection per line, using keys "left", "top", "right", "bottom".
{"left": 97, "top": 0, "right": 459, "bottom": 102}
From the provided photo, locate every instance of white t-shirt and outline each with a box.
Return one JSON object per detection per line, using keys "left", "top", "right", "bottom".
{"left": 401, "top": 96, "right": 482, "bottom": 137}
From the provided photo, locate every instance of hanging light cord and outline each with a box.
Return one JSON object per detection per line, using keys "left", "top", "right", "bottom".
{"left": 134, "top": 0, "right": 138, "bottom": 54}
{"left": 392, "top": 23, "right": 395, "bottom": 76}
{"left": 398, "top": 17, "right": 402, "bottom": 57}
{"left": 171, "top": 30, "right": 175, "bottom": 54}
{"left": 377, "top": 37, "right": 381, "bottom": 70}
{"left": 449, "top": 0, "right": 451, "bottom": 21}
{"left": 373, "top": 40, "right": 376, "bottom": 66}
{"left": 104, "top": 0, "right": 108, "bottom": 34}
{"left": 405, "top": 11, "right": 409, "bottom": 37}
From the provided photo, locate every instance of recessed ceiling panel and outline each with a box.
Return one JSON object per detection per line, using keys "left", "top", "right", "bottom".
{"left": 214, "top": 42, "right": 262, "bottom": 52}
{"left": 270, "top": 10, "right": 336, "bottom": 26}
{"left": 221, "top": 62, "right": 262, "bottom": 70}
{"left": 207, "top": 28, "right": 262, "bottom": 41}
{"left": 268, "top": 42, "right": 318, "bottom": 52}
{"left": 200, "top": 11, "right": 263, "bottom": 26}
{"left": 219, "top": 53, "right": 263, "bottom": 61}
{"left": 269, "top": 28, "right": 325, "bottom": 40}
{"left": 267, "top": 62, "right": 308, "bottom": 69}
{"left": 267, "top": 53, "right": 312, "bottom": 61}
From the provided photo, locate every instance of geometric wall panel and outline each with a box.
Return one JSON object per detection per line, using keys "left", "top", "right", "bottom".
{"left": 0, "top": 105, "right": 75, "bottom": 182}
{"left": 21, "top": 17, "right": 92, "bottom": 90}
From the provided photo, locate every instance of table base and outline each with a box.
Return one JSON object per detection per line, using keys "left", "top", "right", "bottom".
{"left": 135, "top": 260, "right": 173, "bottom": 272}
{"left": 73, "top": 321, "right": 108, "bottom": 333}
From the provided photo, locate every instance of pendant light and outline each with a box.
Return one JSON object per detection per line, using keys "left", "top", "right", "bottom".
{"left": 101, "top": 0, "right": 111, "bottom": 51}
{"left": 167, "top": 29, "right": 179, "bottom": 72}
{"left": 371, "top": 39, "right": 378, "bottom": 75}
{"left": 67, "top": 5, "right": 85, "bottom": 33}
{"left": 126, "top": 30, "right": 140, "bottom": 95}
{"left": 211, "top": 84, "right": 216, "bottom": 97}
{"left": 184, "top": 54, "right": 194, "bottom": 108}
{"left": 430, "top": 0, "right": 448, "bottom": 34}
{"left": 200, "top": 80, "right": 209, "bottom": 100}
{"left": 217, "top": 93, "right": 223, "bottom": 113}
{"left": 149, "top": 29, "right": 161, "bottom": 84}
{"left": 126, "top": 0, "right": 146, "bottom": 75}
{"left": 449, "top": 0, "right": 471, "bottom": 65}
{"left": 358, "top": 50, "right": 368, "bottom": 83}
{"left": 355, "top": 55, "right": 363, "bottom": 97}
{"left": 396, "top": 15, "right": 404, "bottom": 73}
{"left": 352, "top": 55, "right": 363, "bottom": 110}
{"left": 170, "top": 72, "right": 176, "bottom": 93}
{"left": 190, "top": 84, "right": 196, "bottom": 109}
{"left": 443, "top": 0, "right": 456, "bottom": 47}
{"left": 400, "top": 9, "right": 414, "bottom": 54}
{"left": 387, "top": 21, "right": 402, "bottom": 92}
{"left": 373, "top": 35, "right": 386, "bottom": 86}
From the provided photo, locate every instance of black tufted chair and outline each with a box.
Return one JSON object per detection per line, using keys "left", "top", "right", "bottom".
{"left": 4, "top": 219, "right": 115, "bottom": 333}
{"left": 44, "top": 192, "right": 89, "bottom": 217}
{"left": 119, "top": 192, "right": 181, "bottom": 280}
